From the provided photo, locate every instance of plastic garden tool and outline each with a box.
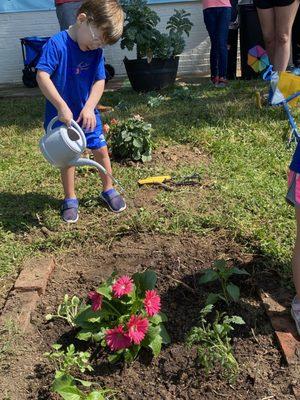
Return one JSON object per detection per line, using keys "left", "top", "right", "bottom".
{"left": 40, "top": 116, "right": 124, "bottom": 191}
{"left": 138, "top": 173, "right": 201, "bottom": 191}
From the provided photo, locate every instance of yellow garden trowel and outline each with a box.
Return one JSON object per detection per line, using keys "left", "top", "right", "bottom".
{"left": 138, "top": 173, "right": 200, "bottom": 191}
{"left": 138, "top": 175, "right": 173, "bottom": 191}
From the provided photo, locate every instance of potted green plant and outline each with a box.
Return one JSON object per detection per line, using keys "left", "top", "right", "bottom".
{"left": 120, "top": 0, "right": 193, "bottom": 92}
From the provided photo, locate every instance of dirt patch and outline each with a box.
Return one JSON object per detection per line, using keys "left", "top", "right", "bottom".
{"left": 0, "top": 231, "right": 297, "bottom": 400}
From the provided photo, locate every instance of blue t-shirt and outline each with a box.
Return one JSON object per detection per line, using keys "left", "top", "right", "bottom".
{"left": 290, "top": 143, "right": 300, "bottom": 172}
{"left": 36, "top": 30, "right": 106, "bottom": 132}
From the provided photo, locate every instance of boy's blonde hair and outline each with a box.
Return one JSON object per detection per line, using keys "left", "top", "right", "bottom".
{"left": 78, "top": 0, "right": 124, "bottom": 45}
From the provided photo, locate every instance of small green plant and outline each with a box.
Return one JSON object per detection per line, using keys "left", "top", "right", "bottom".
{"left": 44, "top": 344, "right": 93, "bottom": 374}
{"left": 45, "top": 344, "right": 114, "bottom": 400}
{"left": 46, "top": 295, "right": 83, "bottom": 327}
{"left": 171, "top": 85, "right": 197, "bottom": 100}
{"left": 199, "top": 259, "right": 250, "bottom": 305}
{"left": 110, "top": 115, "right": 153, "bottom": 162}
{"left": 147, "top": 94, "right": 166, "bottom": 108}
{"left": 186, "top": 304, "right": 245, "bottom": 382}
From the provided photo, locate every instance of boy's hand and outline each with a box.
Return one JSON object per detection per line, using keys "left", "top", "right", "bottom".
{"left": 58, "top": 105, "right": 73, "bottom": 127}
{"left": 77, "top": 107, "right": 96, "bottom": 132}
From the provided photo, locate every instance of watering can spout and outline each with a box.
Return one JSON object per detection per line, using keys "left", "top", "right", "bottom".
{"left": 72, "top": 158, "right": 125, "bottom": 193}
{"left": 73, "top": 157, "right": 107, "bottom": 174}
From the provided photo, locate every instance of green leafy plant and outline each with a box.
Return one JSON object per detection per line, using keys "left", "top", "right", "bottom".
{"left": 45, "top": 345, "right": 114, "bottom": 400}
{"left": 120, "top": 0, "right": 193, "bottom": 60}
{"left": 109, "top": 115, "right": 153, "bottom": 162}
{"left": 48, "top": 270, "right": 170, "bottom": 364}
{"left": 46, "top": 294, "right": 83, "bottom": 327}
{"left": 44, "top": 344, "right": 93, "bottom": 375}
{"left": 186, "top": 304, "right": 245, "bottom": 382}
{"left": 147, "top": 94, "right": 166, "bottom": 108}
{"left": 199, "top": 259, "right": 250, "bottom": 305}
{"left": 171, "top": 85, "right": 197, "bottom": 100}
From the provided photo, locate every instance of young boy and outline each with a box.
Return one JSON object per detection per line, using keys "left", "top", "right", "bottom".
{"left": 37, "top": 0, "right": 126, "bottom": 223}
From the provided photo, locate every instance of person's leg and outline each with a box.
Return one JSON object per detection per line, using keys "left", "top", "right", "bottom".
{"left": 292, "top": 7, "right": 300, "bottom": 67}
{"left": 92, "top": 147, "right": 126, "bottom": 213}
{"left": 203, "top": 8, "right": 219, "bottom": 79}
{"left": 92, "top": 146, "right": 113, "bottom": 192}
{"left": 293, "top": 207, "right": 300, "bottom": 300}
{"left": 56, "top": 1, "right": 83, "bottom": 31}
{"left": 61, "top": 166, "right": 76, "bottom": 199}
{"left": 256, "top": 7, "right": 276, "bottom": 64}
{"left": 60, "top": 166, "right": 78, "bottom": 223}
{"left": 216, "top": 7, "right": 232, "bottom": 79}
{"left": 274, "top": 0, "right": 299, "bottom": 71}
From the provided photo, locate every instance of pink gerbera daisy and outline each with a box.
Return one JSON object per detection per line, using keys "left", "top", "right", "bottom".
{"left": 105, "top": 325, "right": 131, "bottom": 351}
{"left": 88, "top": 291, "right": 103, "bottom": 312}
{"left": 144, "top": 290, "right": 161, "bottom": 316}
{"left": 112, "top": 275, "right": 133, "bottom": 298}
{"left": 127, "top": 315, "right": 149, "bottom": 345}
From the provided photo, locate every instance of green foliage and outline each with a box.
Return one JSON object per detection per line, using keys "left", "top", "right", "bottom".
{"left": 110, "top": 115, "right": 153, "bottom": 162}
{"left": 45, "top": 345, "right": 114, "bottom": 400}
{"left": 44, "top": 344, "right": 93, "bottom": 375}
{"left": 46, "top": 294, "right": 83, "bottom": 327}
{"left": 147, "top": 94, "right": 166, "bottom": 108}
{"left": 186, "top": 305, "right": 245, "bottom": 382}
{"left": 120, "top": 0, "right": 193, "bottom": 59}
{"left": 199, "top": 259, "right": 249, "bottom": 305}
{"left": 49, "top": 271, "right": 169, "bottom": 364}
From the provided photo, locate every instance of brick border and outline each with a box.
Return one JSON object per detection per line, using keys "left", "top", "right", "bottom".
{"left": 258, "top": 287, "right": 300, "bottom": 365}
{"left": 0, "top": 257, "right": 55, "bottom": 332}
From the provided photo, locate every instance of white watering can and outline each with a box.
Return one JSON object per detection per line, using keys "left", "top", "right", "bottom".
{"left": 39, "top": 116, "right": 124, "bottom": 192}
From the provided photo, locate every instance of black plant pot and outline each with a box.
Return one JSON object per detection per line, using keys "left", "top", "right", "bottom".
{"left": 123, "top": 56, "right": 179, "bottom": 92}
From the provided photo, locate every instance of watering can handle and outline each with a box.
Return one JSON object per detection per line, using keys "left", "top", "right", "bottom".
{"left": 47, "top": 117, "right": 87, "bottom": 147}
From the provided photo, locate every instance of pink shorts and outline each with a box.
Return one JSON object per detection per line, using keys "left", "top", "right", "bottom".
{"left": 286, "top": 170, "right": 300, "bottom": 207}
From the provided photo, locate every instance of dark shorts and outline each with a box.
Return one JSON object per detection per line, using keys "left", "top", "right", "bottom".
{"left": 254, "top": 0, "right": 295, "bottom": 8}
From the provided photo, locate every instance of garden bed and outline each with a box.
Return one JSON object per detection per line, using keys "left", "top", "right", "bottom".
{"left": 1, "top": 231, "right": 296, "bottom": 399}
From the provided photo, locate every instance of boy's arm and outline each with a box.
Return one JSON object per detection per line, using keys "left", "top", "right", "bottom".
{"left": 36, "top": 70, "right": 73, "bottom": 127}
{"left": 77, "top": 79, "right": 105, "bottom": 132}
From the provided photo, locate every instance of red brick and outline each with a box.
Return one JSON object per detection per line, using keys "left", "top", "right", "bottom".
{"left": 0, "top": 290, "right": 40, "bottom": 332}
{"left": 259, "top": 288, "right": 300, "bottom": 364}
{"left": 14, "top": 257, "right": 55, "bottom": 295}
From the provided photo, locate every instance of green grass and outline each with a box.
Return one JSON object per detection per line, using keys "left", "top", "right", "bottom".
{"left": 0, "top": 79, "right": 297, "bottom": 291}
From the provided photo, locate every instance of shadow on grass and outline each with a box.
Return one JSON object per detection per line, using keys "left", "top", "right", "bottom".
{"left": 0, "top": 191, "right": 60, "bottom": 233}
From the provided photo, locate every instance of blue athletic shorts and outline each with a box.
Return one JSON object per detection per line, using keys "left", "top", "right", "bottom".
{"left": 85, "top": 128, "right": 107, "bottom": 150}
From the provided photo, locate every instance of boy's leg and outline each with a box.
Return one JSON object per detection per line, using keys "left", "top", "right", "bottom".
{"left": 92, "top": 146, "right": 113, "bottom": 192}
{"left": 92, "top": 147, "right": 126, "bottom": 213}
{"left": 60, "top": 166, "right": 79, "bottom": 223}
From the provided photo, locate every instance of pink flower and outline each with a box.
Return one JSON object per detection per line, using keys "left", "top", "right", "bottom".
{"left": 127, "top": 315, "right": 149, "bottom": 345}
{"left": 88, "top": 291, "right": 103, "bottom": 312}
{"left": 111, "top": 118, "right": 118, "bottom": 125}
{"left": 144, "top": 290, "right": 161, "bottom": 316}
{"left": 103, "top": 123, "right": 110, "bottom": 134}
{"left": 112, "top": 275, "right": 133, "bottom": 298}
{"left": 105, "top": 325, "right": 131, "bottom": 351}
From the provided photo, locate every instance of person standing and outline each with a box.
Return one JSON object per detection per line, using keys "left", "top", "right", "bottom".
{"left": 202, "top": 0, "right": 232, "bottom": 87}
{"left": 292, "top": 7, "right": 300, "bottom": 68}
{"left": 55, "top": 0, "right": 83, "bottom": 31}
{"left": 254, "top": 0, "right": 299, "bottom": 72}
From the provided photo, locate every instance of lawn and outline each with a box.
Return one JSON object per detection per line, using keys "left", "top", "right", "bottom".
{"left": 0, "top": 78, "right": 296, "bottom": 296}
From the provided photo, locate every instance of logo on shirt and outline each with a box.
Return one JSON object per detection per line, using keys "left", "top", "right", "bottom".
{"left": 75, "top": 62, "right": 90, "bottom": 75}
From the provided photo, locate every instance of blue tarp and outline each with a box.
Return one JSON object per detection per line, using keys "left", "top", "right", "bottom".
{"left": 0, "top": 0, "right": 55, "bottom": 13}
